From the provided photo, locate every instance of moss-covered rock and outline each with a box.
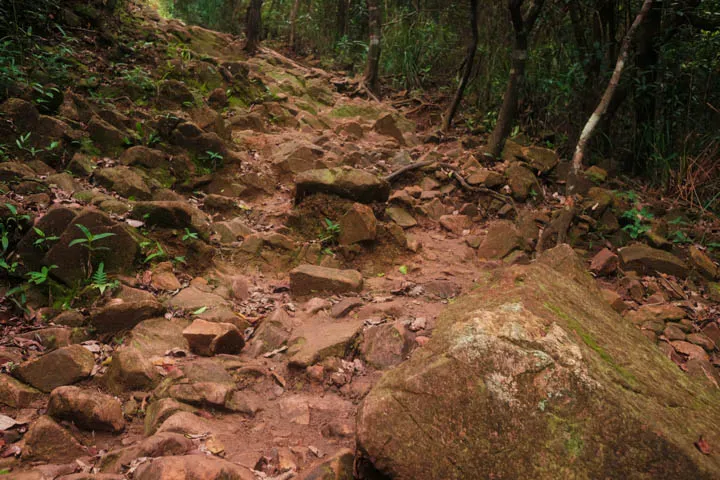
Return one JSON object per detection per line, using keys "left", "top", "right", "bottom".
{"left": 358, "top": 245, "right": 720, "bottom": 479}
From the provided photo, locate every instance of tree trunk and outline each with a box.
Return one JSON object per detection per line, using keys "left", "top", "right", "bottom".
{"left": 289, "top": 0, "right": 301, "bottom": 51}
{"left": 487, "top": 0, "right": 544, "bottom": 158}
{"left": 442, "top": 0, "right": 479, "bottom": 132}
{"left": 570, "top": 0, "right": 654, "bottom": 185}
{"left": 244, "top": 0, "right": 263, "bottom": 55}
{"left": 363, "top": 0, "right": 382, "bottom": 95}
{"left": 336, "top": 0, "right": 348, "bottom": 41}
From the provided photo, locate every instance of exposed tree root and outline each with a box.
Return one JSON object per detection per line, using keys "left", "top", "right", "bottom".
{"left": 384, "top": 160, "right": 517, "bottom": 213}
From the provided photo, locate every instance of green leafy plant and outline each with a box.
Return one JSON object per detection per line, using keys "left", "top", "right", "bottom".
{"left": 33, "top": 227, "right": 59, "bottom": 250}
{"left": 670, "top": 230, "right": 691, "bottom": 244}
{"left": 68, "top": 224, "right": 116, "bottom": 276}
{"left": 181, "top": 228, "right": 198, "bottom": 242}
{"left": 1, "top": 203, "right": 30, "bottom": 253}
{"left": 141, "top": 240, "right": 167, "bottom": 264}
{"left": 319, "top": 218, "right": 341, "bottom": 244}
{"left": 27, "top": 265, "right": 57, "bottom": 285}
{"left": 621, "top": 207, "right": 654, "bottom": 239}
{"left": 90, "top": 262, "right": 119, "bottom": 295}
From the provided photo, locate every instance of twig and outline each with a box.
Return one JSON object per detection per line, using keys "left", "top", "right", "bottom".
{"left": 383, "top": 160, "right": 435, "bottom": 183}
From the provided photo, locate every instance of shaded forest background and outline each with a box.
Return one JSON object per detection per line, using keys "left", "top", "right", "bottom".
{"left": 2, "top": 0, "right": 720, "bottom": 209}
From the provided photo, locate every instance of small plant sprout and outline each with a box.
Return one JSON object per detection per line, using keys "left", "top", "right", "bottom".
{"left": 27, "top": 265, "right": 57, "bottom": 286}
{"left": 205, "top": 150, "right": 224, "bottom": 170}
{"left": 319, "top": 218, "right": 341, "bottom": 244}
{"left": 621, "top": 207, "right": 654, "bottom": 240}
{"left": 90, "top": 262, "right": 119, "bottom": 295}
{"left": 141, "top": 241, "right": 167, "bottom": 264}
{"left": 33, "top": 227, "right": 59, "bottom": 250}
{"left": 182, "top": 228, "right": 198, "bottom": 242}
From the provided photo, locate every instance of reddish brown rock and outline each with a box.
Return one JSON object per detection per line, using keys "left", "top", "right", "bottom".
{"left": 48, "top": 386, "right": 125, "bottom": 432}
{"left": 689, "top": 246, "right": 718, "bottom": 280}
{"left": 23, "top": 416, "right": 85, "bottom": 462}
{"left": 290, "top": 265, "right": 363, "bottom": 296}
{"left": 590, "top": 248, "right": 618, "bottom": 276}
{"left": 134, "top": 455, "right": 254, "bottom": 480}
{"left": 182, "top": 319, "right": 245, "bottom": 356}
{"left": 14, "top": 345, "right": 94, "bottom": 392}
{"left": 338, "top": 203, "right": 377, "bottom": 245}
{"left": 619, "top": 244, "right": 688, "bottom": 278}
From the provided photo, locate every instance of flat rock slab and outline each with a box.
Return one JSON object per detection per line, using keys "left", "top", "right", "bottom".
{"left": 287, "top": 316, "right": 364, "bottom": 367}
{"left": 619, "top": 243, "right": 689, "bottom": 277}
{"left": 90, "top": 299, "right": 165, "bottom": 334}
{"left": 358, "top": 245, "right": 720, "bottom": 479}
{"left": 290, "top": 265, "right": 362, "bottom": 296}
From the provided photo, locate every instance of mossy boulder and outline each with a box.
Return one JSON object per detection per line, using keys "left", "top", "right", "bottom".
{"left": 358, "top": 245, "right": 720, "bottom": 479}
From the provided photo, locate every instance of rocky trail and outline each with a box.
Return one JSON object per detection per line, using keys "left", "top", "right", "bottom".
{"left": 1, "top": 2, "right": 720, "bottom": 479}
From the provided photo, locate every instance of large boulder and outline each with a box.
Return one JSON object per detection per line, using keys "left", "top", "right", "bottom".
{"left": 43, "top": 209, "right": 139, "bottom": 286}
{"left": 295, "top": 168, "right": 390, "bottom": 204}
{"left": 358, "top": 245, "right": 720, "bottom": 479}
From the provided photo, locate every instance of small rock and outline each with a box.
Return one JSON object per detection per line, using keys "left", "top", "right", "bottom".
{"left": 505, "top": 163, "right": 542, "bottom": 201}
{"left": 0, "top": 374, "right": 42, "bottom": 407}
{"left": 671, "top": 341, "right": 709, "bottom": 361}
{"left": 14, "top": 345, "right": 94, "bottom": 392}
{"left": 290, "top": 265, "right": 363, "bottom": 296}
{"left": 439, "top": 214, "right": 471, "bottom": 235}
{"left": 105, "top": 347, "right": 160, "bottom": 394}
{"left": 48, "top": 386, "right": 125, "bottom": 432}
{"left": 330, "top": 297, "right": 364, "bottom": 318}
{"left": 151, "top": 264, "right": 182, "bottom": 291}
{"left": 156, "top": 411, "right": 212, "bottom": 436}
{"left": 362, "top": 322, "right": 409, "bottom": 369}
{"left": 144, "top": 398, "right": 193, "bottom": 436}
{"left": 626, "top": 304, "right": 687, "bottom": 324}
{"left": 99, "top": 432, "right": 194, "bottom": 473}
{"left": 663, "top": 324, "right": 686, "bottom": 341}
{"left": 373, "top": 114, "right": 406, "bottom": 145}
{"left": 90, "top": 299, "right": 165, "bottom": 334}
{"left": 183, "top": 319, "right": 245, "bottom": 356}
{"left": 689, "top": 246, "right": 718, "bottom": 280}
{"left": 225, "top": 391, "right": 261, "bottom": 416}
{"left": 22, "top": 416, "right": 85, "bottom": 462}
{"left": 295, "top": 168, "right": 390, "bottom": 204}
{"left": 134, "top": 455, "right": 253, "bottom": 480}
{"left": 687, "top": 333, "right": 716, "bottom": 352}
{"left": 385, "top": 206, "right": 417, "bottom": 228}
{"left": 298, "top": 448, "right": 354, "bottom": 480}
{"left": 476, "top": 220, "right": 524, "bottom": 260}
{"left": 600, "top": 289, "right": 627, "bottom": 314}
{"left": 590, "top": 248, "right": 619, "bottom": 276}
{"left": 338, "top": 203, "right": 377, "bottom": 245}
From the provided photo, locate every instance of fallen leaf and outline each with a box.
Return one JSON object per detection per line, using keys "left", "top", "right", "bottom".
{"left": 0, "top": 415, "right": 18, "bottom": 431}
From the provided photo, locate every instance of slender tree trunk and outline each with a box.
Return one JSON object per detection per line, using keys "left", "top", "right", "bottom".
{"left": 244, "top": 0, "right": 264, "bottom": 55}
{"left": 442, "top": 0, "right": 479, "bottom": 132}
{"left": 570, "top": 0, "right": 654, "bottom": 185}
{"left": 487, "top": 0, "right": 544, "bottom": 158}
{"left": 289, "top": 0, "right": 301, "bottom": 51}
{"left": 363, "top": 0, "right": 382, "bottom": 95}
{"left": 336, "top": 0, "right": 348, "bottom": 41}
